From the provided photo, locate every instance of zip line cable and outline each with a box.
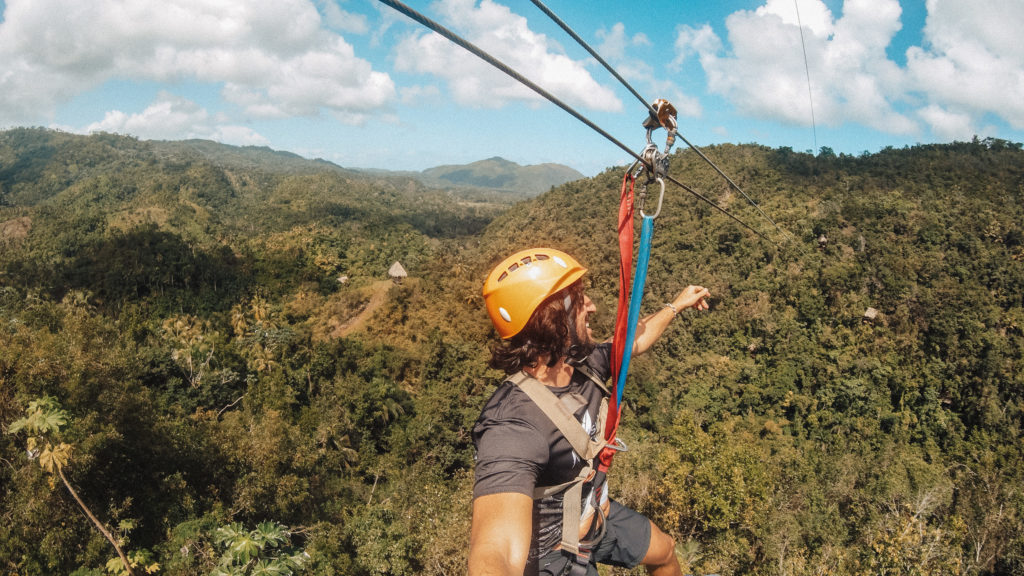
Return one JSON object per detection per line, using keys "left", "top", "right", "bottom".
{"left": 528, "top": 0, "right": 797, "bottom": 247}
{"left": 794, "top": 0, "right": 819, "bottom": 154}
{"left": 378, "top": 0, "right": 781, "bottom": 248}
{"left": 662, "top": 174, "right": 775, "bottom": 243}
{"left": 527, "top": 0, "right": 650, "bottom": 119}
{"left": 377, "top": 0, "right": 640, "bottom": 163}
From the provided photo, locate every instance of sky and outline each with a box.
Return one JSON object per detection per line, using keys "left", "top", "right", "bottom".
{"left": 1, "top": 0, "right": 1022, "bottom": 176}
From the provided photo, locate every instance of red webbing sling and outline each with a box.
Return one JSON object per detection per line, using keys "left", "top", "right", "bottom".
{"left": 600, "top": 171, "right": 635, "bottom": 471}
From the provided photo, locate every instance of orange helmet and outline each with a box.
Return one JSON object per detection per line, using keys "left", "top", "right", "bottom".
{"left": 482, "top": 248, "right": 587, "bottom": 339}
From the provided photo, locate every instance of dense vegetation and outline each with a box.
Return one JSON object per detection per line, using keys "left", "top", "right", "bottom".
{"left": 1, "top": 128, "right": 1022, "bottom": 575}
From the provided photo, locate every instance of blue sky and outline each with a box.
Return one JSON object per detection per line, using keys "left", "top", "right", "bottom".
{"left": 1, "top": 0, "right": 1021, "bottom": 176}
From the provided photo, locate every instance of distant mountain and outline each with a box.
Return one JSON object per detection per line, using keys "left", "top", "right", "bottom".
{"left": 419, "top": 156, "right": 583, "bottom": 196}
{"left": 150, "top": 139, "right": 359, "bottom": 176}
{"left": 155, "top": 141, "right": 581, "bottom": 199}
{"left": 0, "top": 127, "right": 508, "bottom": 247}
{"left": 357, "top": 156, "right": 584, "bottom": 198}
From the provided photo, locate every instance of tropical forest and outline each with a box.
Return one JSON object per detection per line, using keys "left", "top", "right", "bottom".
{"left": 1, "top": 127, "right": 1022, "bottom": 576}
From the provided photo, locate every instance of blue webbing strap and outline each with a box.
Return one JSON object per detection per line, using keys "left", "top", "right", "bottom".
{"left": 613, "top": 214, "right": 655, "bottom": 408}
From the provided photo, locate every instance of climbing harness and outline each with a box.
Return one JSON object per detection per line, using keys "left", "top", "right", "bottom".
{"left": 507, "top": 371, "right": 609, "bottom": 562}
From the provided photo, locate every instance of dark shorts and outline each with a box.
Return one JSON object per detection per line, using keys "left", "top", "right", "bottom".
{"left": 534, "top": 500, "right": 652, "bottom": 576}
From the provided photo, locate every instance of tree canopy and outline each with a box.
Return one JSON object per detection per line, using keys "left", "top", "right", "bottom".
{"left": 1, "top": 128, "right": 1022, "bottom": 575}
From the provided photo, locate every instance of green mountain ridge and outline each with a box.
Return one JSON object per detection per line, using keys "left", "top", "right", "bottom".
{"left": 0, "top": 128, "right": 504, "bottom": 309}
{"left": 150, "top": 138, "right": 355, "bottom": 175}
{"left": 0, "top": 127, "right": 504, "bottom": 232}
{"left": 418, "top": 156, "right": 584, "bottom": 195}
{"left": 354, "top": 155, "right": 584, "bottom": 198}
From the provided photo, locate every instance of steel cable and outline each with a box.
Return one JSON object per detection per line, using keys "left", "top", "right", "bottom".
{"left": 529, "top": 0, "right": 799, "bottom": 246}
{"left": 378, "top": 0, "right": 782, "bottom": 249}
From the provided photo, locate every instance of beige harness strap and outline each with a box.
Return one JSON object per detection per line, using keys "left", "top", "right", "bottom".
{"left": 508, "top": 371, "right": 609, "bottom": 556}
{"left": 574, "top": 363, "right": 612, "bottom": 397}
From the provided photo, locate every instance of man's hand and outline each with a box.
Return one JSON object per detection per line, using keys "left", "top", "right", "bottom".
{"left": 672, "top": 285, "right": 710, "bottom": 312}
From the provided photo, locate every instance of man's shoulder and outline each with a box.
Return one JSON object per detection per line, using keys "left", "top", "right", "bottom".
{"left": 478, "top": 377, "right": 547, "bottom": 424}
{"left": 474, "top": 376, "right": 554, "bottom": 465}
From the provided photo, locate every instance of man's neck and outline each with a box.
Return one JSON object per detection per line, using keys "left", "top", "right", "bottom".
{"left": 523, "top": 357, "right": 574, "bottom": 388}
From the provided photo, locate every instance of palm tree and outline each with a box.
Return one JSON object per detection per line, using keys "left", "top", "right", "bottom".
{"left": 7, "top": 397, "right": 137, "bottom": 576}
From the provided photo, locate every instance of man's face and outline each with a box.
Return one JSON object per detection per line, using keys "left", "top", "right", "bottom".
{"left": 576, "top": 294, "right": 597, "bottom": 345}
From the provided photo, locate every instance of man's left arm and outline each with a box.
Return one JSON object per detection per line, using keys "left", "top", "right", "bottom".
{"left": 631, "top": 285, "right": 709, "bottom": 355}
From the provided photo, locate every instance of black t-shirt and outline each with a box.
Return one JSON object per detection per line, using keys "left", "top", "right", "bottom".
{"left": 473, "top": 343, "right": 612, "bottom": 559}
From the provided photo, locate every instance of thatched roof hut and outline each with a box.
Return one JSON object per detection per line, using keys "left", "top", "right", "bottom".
{"left": 388, "top": 261, "right": 408, "bottom": 283}
{"left": 863, "top": 307, "right": 880, "bottom": 323}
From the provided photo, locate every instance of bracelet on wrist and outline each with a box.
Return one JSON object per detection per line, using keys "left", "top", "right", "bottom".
{"left": 664, "top": 302, "right": 678, "bottom": 317}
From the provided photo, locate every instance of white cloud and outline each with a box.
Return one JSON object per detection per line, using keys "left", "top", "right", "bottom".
{"left": 85, "top": 93, "right": 209, "bottom": 139}
{"left": 318, "top": 0, "right": 369, "bottom": 34}
{"left": 392, "top": 0, "right": 620, "bottom": 112}
{"left": 675, "top": 0, "right": 1024, "bottom": 140}
{"left": 595, "top": 23, "right": 651, "bottom": 61}
{"left": 906, "top": 0, "right": 1024, "bottom": 130}
{"left": 917, "top": 104, "right": 975, "bottom": 141}
{"left": 211, "top": 125, "right": 271, "bottom": 146}
{"left": 672, "top": 24, "right": 721, "bottom": 71}
{"left": 591, "top": 22, "right": 700, "bottom": 118}
{"left": 0, "top": 0, "right": 394, "bottom": 125}
{"left": 757, "top": 0, "right": 833, "bottom": 36}
{"left": 682, "top": 0, "right": 915, "bottom": 134}
{"left": 399, "top": 84, "right": 442, "bottom": 105}
{"left": 84, "top": 92, "right": 269, "bottom": 145}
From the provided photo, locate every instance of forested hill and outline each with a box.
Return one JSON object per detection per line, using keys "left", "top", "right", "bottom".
{"left": 418, "top": 156, "right": 583, "bottom": 196}
{"left": 356, "top": 156, "right": 585, "bottom": 198}
{"left": 0, "top": 127, "right": 512, "bottom": 309}
{"left": 1, "top": 129, "right": 1023, "bottom": 575}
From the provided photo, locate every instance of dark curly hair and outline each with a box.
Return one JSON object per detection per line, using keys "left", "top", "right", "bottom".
{"left": 489, "top": 281, "right": 590, "bottom": 374}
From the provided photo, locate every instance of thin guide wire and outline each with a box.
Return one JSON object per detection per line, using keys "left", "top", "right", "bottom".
{"left": 529, "top": 0, "right": 797, "bottom": 245}
{"left": 378, "top": 0, "right": 784, "bottom": 249}
{"left": 794, "top": 0, "right": 818, "bottom": 154}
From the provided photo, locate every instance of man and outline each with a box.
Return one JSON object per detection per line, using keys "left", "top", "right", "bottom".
{"left": 470, "top": 247, "right": 710, "bottom": 576}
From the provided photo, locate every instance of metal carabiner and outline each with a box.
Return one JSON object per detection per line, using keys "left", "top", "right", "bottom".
{"left": 606, "top": 436, "right": 628, "bottom": 453}
{"left": 635, "top": 143, "right": 658, "bottom": 180}
{"left": 640, "top": 177, "right": 665, "bottom": 219}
